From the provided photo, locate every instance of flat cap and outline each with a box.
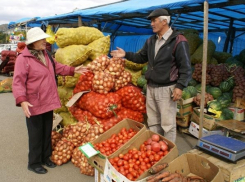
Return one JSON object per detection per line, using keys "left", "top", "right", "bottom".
{"left": 147, "top": 9, "right": 170, "bottom": 20}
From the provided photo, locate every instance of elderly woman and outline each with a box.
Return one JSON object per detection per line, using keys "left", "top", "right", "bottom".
{"left": 12, "top": 27, "right": 88, "bottom": 174}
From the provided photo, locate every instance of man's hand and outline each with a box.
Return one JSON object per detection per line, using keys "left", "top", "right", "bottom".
{"left": 110, "top": 47, "right": 126, "bottom": 58}
{"left": 74, "top": 65, "right": 89, "bottom": 75}
{"left": 21, "top": 101, "right": 33, "bottom": 118}
{"left": 172, "top": 88, "right": 182, "bottom": 101}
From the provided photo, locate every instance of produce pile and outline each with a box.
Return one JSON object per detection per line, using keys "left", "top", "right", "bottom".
{"left": 109, "top": 134, "right": 169, "bottom": 181}
{"left": 51, "top": 120, "right": 104, "bottom": 176}
{"left": 53, "top": 27, "right": 146, "bottom": 129}
{"left": 0, "top": 78, "right": 13, "bottom": 93}
{"left": 69, "top": 54, "right": 146, "bottom": 131}
{"left": 0, "top": 50, "right": 17, "bottom": 74}
{"left": 50, "top": 26, "right": 147, "bottom": 177}
{"left": 189, "top": 62, "right": 244, "bottom": 120}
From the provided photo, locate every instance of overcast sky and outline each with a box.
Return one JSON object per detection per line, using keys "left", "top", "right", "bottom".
{"left": 0, "top": 0, "right": 121, "bottom": 25}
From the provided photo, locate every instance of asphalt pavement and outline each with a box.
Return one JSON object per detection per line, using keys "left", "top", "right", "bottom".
{"left": 0, "top": 75, "right": 197, "bottom": 182}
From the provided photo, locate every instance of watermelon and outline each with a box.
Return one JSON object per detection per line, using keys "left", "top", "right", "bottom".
{"left": 219, "top": 77, "right": 234, "bottom": 92}
{"left": 137, "top": 75, "right": 147, "bottom": 87}
{"left": 186, "top": 86, "right": 197, "bottom": 97}
{"left": 219, "top": 81, "right": 231, "bottom": 92}
{"left": 208, "top": 100, "right": 222, "bottom": 111}
{"left": 208, "top": 87, "right": 222, "bottom": 99}
{"left": 217, "top": 96, "right": 231, "bottom": 109}
{"left": 226, "top": 57, "right": 244, "bottom": 67}
{"left": 206, "top": 85, "right": 212, "bottom": 93}
{"left": 182, "top": 89, "right": 192, "bottom": 100}
{"left": 222, "top": 92, "right": 233, "bottom": 102}
{"left": 195, "top": 83, "right": 202, "bottom": 93}
{"left": 188, "top": 79, "right": 197, "bottom": 87}
{"left": 219, "top": 108, "right": 234, "bottom": 120}
{"left": 226, "top": 77, "right": 234, "bottom": 88}
{"left": 141, "top": 65, "right": 148, "bottom": 75}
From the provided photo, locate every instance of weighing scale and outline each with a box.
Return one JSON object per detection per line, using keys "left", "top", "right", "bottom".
{"left": 197, "top": 134, "right": 245, "bottom": 162}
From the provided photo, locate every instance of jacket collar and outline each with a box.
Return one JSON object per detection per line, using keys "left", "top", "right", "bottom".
{"left": 21, "top": 46, "right": 46, "bottom": 58}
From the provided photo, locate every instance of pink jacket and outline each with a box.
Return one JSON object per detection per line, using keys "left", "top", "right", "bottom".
{"left": 13, "top": 47, "right": 75, "bottom": 116}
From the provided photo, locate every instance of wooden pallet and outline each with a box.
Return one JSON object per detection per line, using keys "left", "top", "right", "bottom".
{"left": 189, "top": 149, "right": 245, "bottom": 182}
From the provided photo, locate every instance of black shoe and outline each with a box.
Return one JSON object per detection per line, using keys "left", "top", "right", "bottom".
{"left": 28, "top": 165, "right": 47, "bottom": 174}
{"left": 42, "top": 159, "right": 56, "bottom": 168}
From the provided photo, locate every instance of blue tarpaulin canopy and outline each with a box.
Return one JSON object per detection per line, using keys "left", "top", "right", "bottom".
{"left": 35, "top": 0, "right": 245, "bottom": 35}
{"left": 8, "top": 17, "right": 41, "bottom": 29}
{"left": 8, "top": 0, "right": 245, "bottom": 55}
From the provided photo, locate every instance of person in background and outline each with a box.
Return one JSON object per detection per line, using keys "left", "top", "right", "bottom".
{"left": 12, "top": 27, "right": 89, "bottom": 174}
{"left": 110, "top": 9, "right": 191, "bottom": 143}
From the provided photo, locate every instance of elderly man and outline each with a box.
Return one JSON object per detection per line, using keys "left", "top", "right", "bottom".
{"left": 110, "top": 9, "right": 191, "bottom": 143}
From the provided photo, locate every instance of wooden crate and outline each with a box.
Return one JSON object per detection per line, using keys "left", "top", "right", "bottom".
{"left": 189, "top": 149, "right": 245, "bottom": 182}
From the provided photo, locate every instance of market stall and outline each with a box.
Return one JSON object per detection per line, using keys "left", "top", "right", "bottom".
{"left": 6, "top": 0, "right": 245, "bottom": 181}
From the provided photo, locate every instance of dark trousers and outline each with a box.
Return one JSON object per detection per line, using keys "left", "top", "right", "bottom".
{"left": 26, "top": 111, "right": 53, "bottom": 167}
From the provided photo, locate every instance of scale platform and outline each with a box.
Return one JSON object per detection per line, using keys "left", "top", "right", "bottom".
{"left": 197, "top": 134, "right": 245, "bottom": 162}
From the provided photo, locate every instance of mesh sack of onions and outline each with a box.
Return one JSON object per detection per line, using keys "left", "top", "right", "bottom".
{"left": 100, "top": 107, "right": 144, "bottom": 131}
{"left": 87, "top": 55, "right": 110, "bottom": 72}
{"left": 62, "top": 124, "right": 75, "bottom": 139}
{"left": 66, "top": 122, "right": 90, "bottom": 147}
{"left": 77, "top": 91, "right": 122, "bottom": 119}
{"left": 73, "top": 71, "right": 94, "bottom": 94}
{"left": 105, "top": 57, "right": 125, "bottom": 78}
{"left": 51, "top": 138, "right": 75, "bottom": 166}
{"left": 193, "top": 92, "right": 214, "bottom": 107}
{"left": 116, "top": 85, "right": 146, "bottom": 113}
{"left": 92, "top": 71, "right": 115, "bottom": 94}
{"left": 83, "top": 123, "right": 104, "bottom": 142}
{"left": 71, "top": 147, "right": 95, "bottom": 176}
{"left": 192, "top": 64, "right": 212, "bottom": 84}
{"left": 51, "top": 131, "right": 63, "bottom": 150}
{"left": 69, "top": 105, "right": 102, "bottom": 125}
{"left": 210, "top": 64, "right": 226, "bottom": 86}
{"left": 114, "top": 70, "right": 132, "bottom": 91}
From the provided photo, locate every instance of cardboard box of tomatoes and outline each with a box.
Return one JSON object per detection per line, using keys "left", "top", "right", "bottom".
{"left": 87, "top": 118, "right": 147, "bottom": 174}
{"left": 103, "top": 130, "right": 178, "bottom": 182}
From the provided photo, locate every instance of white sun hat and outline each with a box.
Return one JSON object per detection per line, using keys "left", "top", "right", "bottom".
{"left": 25, "top": 27, "right": 50, "bottom": 45}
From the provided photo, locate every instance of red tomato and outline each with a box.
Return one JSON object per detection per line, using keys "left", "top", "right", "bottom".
{"left": 126, "top": 173, "right": 134, "bottom": 181}
{"left": 144, "top": 157, "right": 149, "bottom": 163}
{"left": 117, "top": 159, "right": 124, "bottom": 167}
{"left": 163, "top": 150, "right": 169, "bottom": 156}
{"left": 151, "top": 134, "right": 160, "bottom": 142}
{"left": 151, "top": 143, "right": 161, "bottom": 152}
{"left": 146, "top": 150, "right": 152, "bottom": 157}
{"left": 119, "top": 153, "right": 124, "bottom": 159}
{"left": 154, "top": 154, "right": 161, "bottom": 161}
{"left": 123, "top": 154, "right": 129, "bottom": 161}
{"left": 146, "top": 138, "right": 152, "bottom": 145}
{"left": 159, "top": 140, "right": 168, "bottom": 151}
{"left": 124, "top": 163, "right": 129, "bottom": 170}
{"left": 114, "top": 157, "right": 119, "bottom": 163}
{"left": 149, "top": 155, "right": 154, "bottom": 162}
{"left": 133, "top": 154, "right": 139, "bottom": 159}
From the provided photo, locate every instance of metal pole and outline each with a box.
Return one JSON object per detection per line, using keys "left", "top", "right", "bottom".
{"left": 78, "top": 16, "right": 82, "bottom": 27}
{"left": 199, "top": 1, "right": 209, "bottom": 139}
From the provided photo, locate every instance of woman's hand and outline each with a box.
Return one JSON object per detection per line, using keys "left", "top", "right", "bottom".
{"left": 74, "top": 65, "right": 89, "bottom": 75}
{"left": 110, "top": 47, "right": 126, "bottom": 58}
{"left": 21, "top": 101, "right": 33, "bottom": 118}
{"left": 172, "top": 88, "right": 182, "bottom": 101}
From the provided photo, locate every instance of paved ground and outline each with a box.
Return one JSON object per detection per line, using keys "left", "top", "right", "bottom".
{"left": 0, "top": 75, "right": 197, "bottom": 182}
